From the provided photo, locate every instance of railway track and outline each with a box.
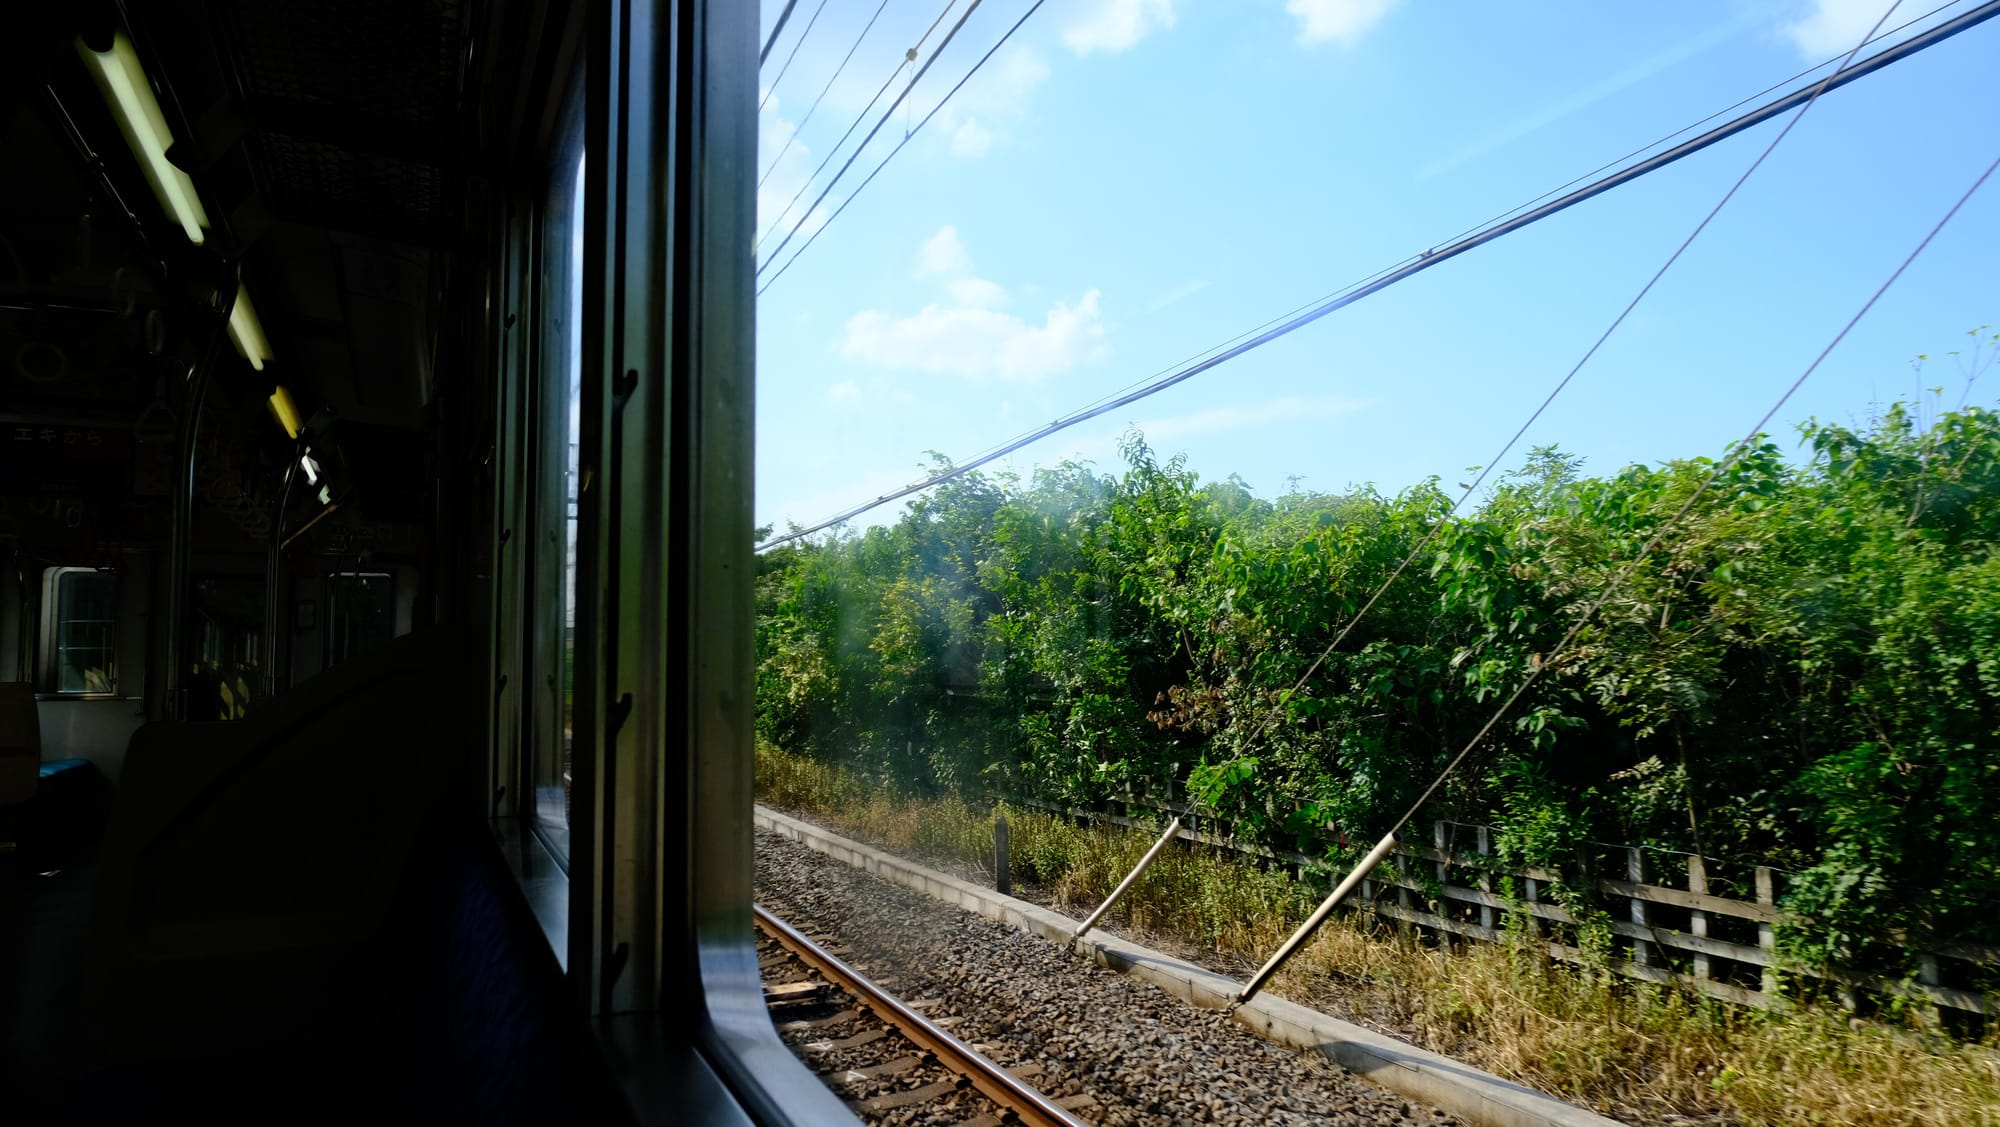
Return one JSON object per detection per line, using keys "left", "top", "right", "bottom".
{"left": 755, "top": 904, "right": 1093, "bottom": 1127}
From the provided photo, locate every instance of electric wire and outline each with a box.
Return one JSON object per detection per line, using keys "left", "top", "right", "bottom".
{"left": 755, "top": 0, "right": 2000, "bottom": 550}
{"left": 1084, "top": 3, "right": 1934, "bottom": 957}
{"left": 1230, "top": 133, "right": 2000, "bottom": 1013}
{"left": 755, "top": 0, "right": 959, "bottom": 251}
{"left": 756, "top": 58, "right": 910, "bottom": 251}
{"left": 757, "top": 0, "right": 1049, "bottom": 294}
{"left": 761, "top": 0, "right": 801, "bottom": 66}
{"left": 1386, "top": 144, "right": 1999, "bottom": 845}
{"left": 919, "top": 0, "right": 1969, "bottom": 478}
{"left": 1224, "top": 0, "right": 1907, "bottom": 769}
{"left": 756, "top": 0, "right": 988, "bottom": 274}
{"left": 762, "top": 0, "right": 833, "bottom": 114}
{"left": 761, "top": 0, "right": 896, "bottom": 190}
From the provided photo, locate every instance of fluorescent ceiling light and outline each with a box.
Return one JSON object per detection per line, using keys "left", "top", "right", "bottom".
{"left": 266, "top": 383, "right": 301, "bottom": 438}
{"left": 75, "top": 32, "right": 210, "bottom": 245}
{"left": 231, "top": 285, "right": 274, "bottom": 372}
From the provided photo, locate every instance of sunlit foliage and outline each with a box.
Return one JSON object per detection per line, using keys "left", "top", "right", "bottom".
{"left": 756, "top": 387, "right": 2000, "bottom": 971}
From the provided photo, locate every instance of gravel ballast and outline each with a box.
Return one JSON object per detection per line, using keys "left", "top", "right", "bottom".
{"left": 758, "top": 829, "right": 1460, "bottom": 1127}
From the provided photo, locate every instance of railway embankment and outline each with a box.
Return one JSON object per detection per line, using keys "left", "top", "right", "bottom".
{"left": 756, "top": 747, "right": 2000, "bottom": 1127}
{"left": 757, "top": 824, "right": 1470, "bottom": 1127}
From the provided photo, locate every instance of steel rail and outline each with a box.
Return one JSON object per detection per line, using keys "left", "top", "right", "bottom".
{"left": 753, "top": 904, "right": 1089, "bottom": 1127}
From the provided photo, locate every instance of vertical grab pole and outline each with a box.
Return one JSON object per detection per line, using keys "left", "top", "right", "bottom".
{"left": 164, "top": 291, "right": 235, "bottom": 721}
{"left": 1070, "top": 815, "right": 1181, "bottom": 944}
{"left": 1235, "top": 830, "right": 1399, "bottom": 1006}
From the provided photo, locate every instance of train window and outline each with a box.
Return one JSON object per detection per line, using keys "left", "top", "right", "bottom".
{"left": 190, "top": 575, "right": 265, "bottom": 719}
{"left": 530, "top": 90, "right": 585, "bottom": 857}
{"left": 326, "top": 572, "right": 395, "bottom": 668}
{"left": 41, "top": 567, "right": 118, "bottom": 695}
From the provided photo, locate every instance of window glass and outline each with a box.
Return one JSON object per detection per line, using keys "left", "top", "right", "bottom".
{"left": 190, "top": 575, "right": 265, "bottom": 719}
{"left": 47, "top": 568, "right": 118, "bottom": 694}
{"left": 532, "top": 95, "right": 584, "bottom": 853}
{"left": 559, "top": 154, "right": 582, "bottom": 833}
{"left": 327, "top": 572, "right": 395, "bottom": 668}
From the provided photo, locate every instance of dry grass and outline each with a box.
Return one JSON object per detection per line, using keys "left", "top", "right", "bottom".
{"left": 756, "top": 745, "right": 2000, "bottom": 1127}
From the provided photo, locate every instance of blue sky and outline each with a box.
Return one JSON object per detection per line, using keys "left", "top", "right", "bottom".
{"left": 751, "top": 0, "right": 2000, "bottom": 535}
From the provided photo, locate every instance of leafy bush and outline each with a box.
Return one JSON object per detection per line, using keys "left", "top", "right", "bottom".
{"left": 756, "top": 341, "right": 2000, "bottom": 965}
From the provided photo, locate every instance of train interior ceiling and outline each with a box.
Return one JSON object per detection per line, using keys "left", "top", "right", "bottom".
{"left": 2, "top": 1, "right": 794, "bottom": 1123}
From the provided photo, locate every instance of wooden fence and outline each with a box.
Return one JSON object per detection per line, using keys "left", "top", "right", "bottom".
{"left": 995, "top": 791, "right": 1999, "bottom": 1022}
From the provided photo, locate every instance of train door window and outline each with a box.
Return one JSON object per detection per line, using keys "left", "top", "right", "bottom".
{"left": 530, "top": 88, "right": 584, "bottom": 856}
{"left": 326, "top": 571, "right": 395, "bottom": 668}
{"left": 42, "top": 567, "right": 118, "bottom": 695}
{"left": 190, "top": 575, "right": 266, "bottom": 719}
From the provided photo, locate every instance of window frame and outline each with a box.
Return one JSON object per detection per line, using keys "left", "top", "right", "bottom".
{"left": 39, "top": 565, "right": 120, "bottom": 698}
{"left": 483, "top": 2, "right": 852, "bottom": 1122}
{"left": 324, "top": 569, "right": 398, "bottom": 672}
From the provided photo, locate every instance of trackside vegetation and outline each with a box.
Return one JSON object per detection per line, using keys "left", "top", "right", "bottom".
{"left": 757, "top": 340, "right": 2000, "bottom": 985}
{"left": 755, "top": 339, "right": 2000, "bottom": 1120}
{"left": 756, "top": 742, "right": 2000, "bottom": 1127}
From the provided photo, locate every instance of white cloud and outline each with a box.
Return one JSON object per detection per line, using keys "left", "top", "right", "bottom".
{"left": 1286, "top": 0, "right": 1401, "bottom": 46}
{"left": 844, "top": 227, "right": 1108, "bottom": 383}
{"left": 946, "top": 277, "right": 1009, "bottom": 309}
{"left": 1419, "top": 9, "right": 1757, "bottom": 179}
{"left": 1141, "top": 279, "right": 1209, "bottom": 316}
{"left": 756, "top": 95, "right": 828, "bottom": 253}
{"left": 929, "top": 46, "right": 1050, "bottom": 158}
{"left": 826, "top": 379, "right": 861, "bottom": 403}
{"left": 844, "top": 294, "right": 1106, "bottom": 383}
{"left": 1048, "top": 394, "right": 1372, "bottom": 468}
{"left": 1780, "top": 0, "right": 1898, "bottom": 59}
{"left": 1139, "top": 394, "right": 1369, "bottom": 443}
{"left": 1060, "top": 0, "right": 1177, "bottom": 53}
{"left": 950, "top": 118, "right": 995, "bottom": 157}
{"left": 914, "top": 226, "right": 974, "bottom": 279}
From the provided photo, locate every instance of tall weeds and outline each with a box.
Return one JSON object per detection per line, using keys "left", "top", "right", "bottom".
{"left": 756, "top": 744, "right": 2000, "bottom": 1127}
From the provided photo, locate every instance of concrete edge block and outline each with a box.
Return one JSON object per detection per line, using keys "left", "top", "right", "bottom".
{"left": 753, "top": 805, "right": 1627, "bottom": 1127}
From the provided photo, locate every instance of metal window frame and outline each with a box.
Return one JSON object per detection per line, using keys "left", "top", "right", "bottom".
{"left": 323, "top": 570, "right": 398, "bottom": 671}
{"left": 564, "top": 1, "right": 857, "bottom": 1121}
{"left": 478, "top": 2, "right": 849, "bottom": 1121}
{"left": 39, "top": 565, "right": 121, "bottom": 698}
{"left": 526, "top": 79, "right": 587, "bottom": 869}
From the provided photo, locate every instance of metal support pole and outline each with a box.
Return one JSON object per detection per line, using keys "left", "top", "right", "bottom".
{"left": 263, "top": 437, "right": 309, "bottom": 697}
{"left": 994, "top": 813, "right": 1010, "bottom": 896}
{"left": 1235, "top": 830, "right": 1399, "bottom": 1006}
{"left": 163, "top": 295, "right": 235, "bottom": 720}
{"left": 1070, "top": 815, "right": 1181, "bottom": 944}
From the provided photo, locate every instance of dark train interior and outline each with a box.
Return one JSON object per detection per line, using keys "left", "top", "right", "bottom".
{"left": 0, "top": 1, "right": 847, "bottom": 1123}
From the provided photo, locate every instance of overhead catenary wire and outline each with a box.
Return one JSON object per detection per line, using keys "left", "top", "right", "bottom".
{"left": 761, "top": 0, "right": 801, "bottom": 66}
{"left": 755, "top": 0, "right": 2000, "bottom": 551}
{"left": 761, "top": 0, "right": 833, "bottom": 114}
{"left": 1235, "top": 140, "right": 2000, "bottom": 1008}
{"left": 1072, "top": 1, "right": 1912, "bottom": 949}
{"left": 853, "top": 0, "right": 1972, "bottom": 485}
{"left": 755, "top": 0, "right": 959, "bottom": 251}
{"left": 756, "top": 58, "right": 909, "bottom": 251}
{"left": 757, "top": 0, "right": 1049, "bottom": 294}
{"left": 761, "top": 0, "right": 897, "bottom": 190}
{"left": 756, "top": 0, "right": 989, "bottom": 274}
{"left": 1222, "top": 0, "right": 1911, "bottom": 780}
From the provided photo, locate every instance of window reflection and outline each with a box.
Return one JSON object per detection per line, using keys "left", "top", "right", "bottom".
{"left": 533, "top": 117, "right": 584, "bottom": 854}
{"left": 46, "top": 567, "right": 117, "bottom": 694}
{"left": 326, "top": 572, "right": 395, "bottom": 669}
{"left": 190, "top": 574, "right": 263, "bottom": 718}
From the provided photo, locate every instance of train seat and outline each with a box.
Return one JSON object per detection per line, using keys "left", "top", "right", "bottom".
{"left": 56, "top": 628, "right": 593, "bottom": 1123}
{"left": 0, "top": 682, "right": 39, "bottom": 811}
